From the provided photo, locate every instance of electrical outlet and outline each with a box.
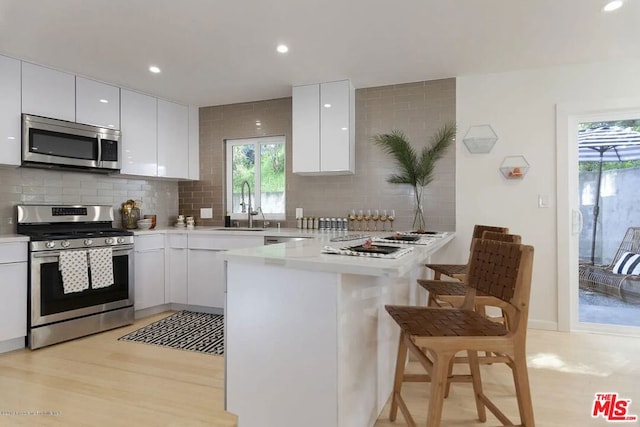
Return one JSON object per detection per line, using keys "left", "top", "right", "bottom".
{"left": 200, "top": 208, "right": 213, "bottom": 219}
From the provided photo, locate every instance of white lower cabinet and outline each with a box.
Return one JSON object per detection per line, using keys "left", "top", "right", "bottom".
{"left": 187, "top": 235, "right": 263, "bottom": 309}
{"left": 166, "top": 234, "right": 188, "bottom": 304}
{"left": 134, "top": 235, "right": 165, "bottom": 311}
{"left": 0, "top": 242, "right": 28, "bottom": 344}
{"left": 187, "top": 248, "right": 225, "bottom": 307}
{"left": 135, "top": 233, "right": 263, "bottom": 311}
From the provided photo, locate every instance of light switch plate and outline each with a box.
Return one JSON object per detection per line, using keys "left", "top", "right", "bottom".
{"left": 538, "top": 194, "right": 550, "bottom": 208}
{"left": 200, "top": 208, "right": 213, "bottom": 219}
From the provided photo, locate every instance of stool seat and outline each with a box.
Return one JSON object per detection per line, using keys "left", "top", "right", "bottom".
{"left": 423, "top": 263, "right": 467, "bottom": 277}
{"left": 386, "top": 305, "right": 508, "bottom": 338}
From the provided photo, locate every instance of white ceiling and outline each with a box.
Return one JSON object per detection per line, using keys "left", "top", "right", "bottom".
{"left": 1, "top": 0, "right": 639, "bottom": 107}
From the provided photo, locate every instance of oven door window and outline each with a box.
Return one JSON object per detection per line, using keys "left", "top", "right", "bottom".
{"left": 39, "top": 254, "right": 129, "bottom": 316}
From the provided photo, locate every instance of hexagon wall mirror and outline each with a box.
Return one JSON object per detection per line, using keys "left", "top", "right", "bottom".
{"left": 462, "top": 125, "right": 498, "bottom": 153}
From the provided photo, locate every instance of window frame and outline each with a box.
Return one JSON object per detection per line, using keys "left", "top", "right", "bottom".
{"left": 225, "top": 135, "right": 286, "bottom": 222}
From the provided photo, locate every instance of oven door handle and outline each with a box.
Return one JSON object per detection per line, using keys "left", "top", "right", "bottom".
{"left": 32, "top": 247, "right": 133, "bottom": 258}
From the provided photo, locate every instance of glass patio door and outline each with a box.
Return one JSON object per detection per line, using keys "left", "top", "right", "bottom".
{"left": 577, "top": 119, "right": 640, "bottom": 330}
{"left": 556, "top": 100, "right": 640, "bottom": 336}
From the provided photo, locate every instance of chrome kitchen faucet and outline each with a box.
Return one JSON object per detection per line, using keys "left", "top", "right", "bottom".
{"left": 239, "top": 180, "right": 259, "bottom": 228}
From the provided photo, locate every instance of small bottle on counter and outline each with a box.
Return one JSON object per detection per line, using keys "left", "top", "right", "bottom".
{"left": 296, "top": 217, "right": 303, "bottom": 229}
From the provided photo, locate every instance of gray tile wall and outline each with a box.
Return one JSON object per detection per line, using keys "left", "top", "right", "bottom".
{"left": 180, "top": 78, "right": 456, "bottom": 231}
{"left": 0, "top": 166, "right": 178, "bottom": 234}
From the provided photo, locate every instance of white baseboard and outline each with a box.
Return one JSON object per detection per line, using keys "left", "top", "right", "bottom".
{"left": 528, "top": 319, "right": 558, "bottom": 331}
{"left": 134, "top": 304, "right": 171, "bottom": 319}
{"left": 0, "top": 337, "right": 26, "bottom": 354}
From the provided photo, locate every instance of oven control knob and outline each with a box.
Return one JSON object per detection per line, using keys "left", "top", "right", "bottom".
{"left": 105, "top": 238, "right": 114, "bottom": 245}
{"left": 45, "top": 241, "right": 56, "bottom": 249}
{"left": 117, "top": 237, "right": 125, "bottom": 244}
{"left": 61, "top": 240, "right": 71, "bottom": 248}
{"left": 84, "top": 239, "right": 94, "bottom": 246}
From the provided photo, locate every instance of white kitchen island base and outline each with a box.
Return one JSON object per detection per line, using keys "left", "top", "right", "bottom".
{"left": 223, "top": 234, "right": 453, "bottom": 427}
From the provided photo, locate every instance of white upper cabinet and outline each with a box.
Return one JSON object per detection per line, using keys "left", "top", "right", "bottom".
{"left": 188, "top": 105, "right": 200, "bottom": 180}
{"left": 120, "top": 89, "right": 158, "bottom": 176}
{"left": 21, "top": 62, "right": 75, "bottom": 122}
{"left": 75, "top": 77, "right": 120, "bottom": 129}
{"left": 157, "top": 99, "right": 189, "bottom": 178}
{"left": 0, "top": 55, "right": 21, "bottom": 166}
{"left": 292, "top": 84, "right": 320, "bottom": 173}
{"left": 292, "top": 79, "right": 355, "bottom": 175}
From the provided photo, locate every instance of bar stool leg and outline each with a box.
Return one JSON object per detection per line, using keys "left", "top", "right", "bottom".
{"left": 468, "top": 350, "right": 487, "bottom": 422}
{"left": 425, "top": 352, "right": 453, "bottom": 427}
{"left": 389, "top": 331, "right": 408, "bottom": 421}
{"left": 512, "top": 347, "right": 535, "bottom": 426}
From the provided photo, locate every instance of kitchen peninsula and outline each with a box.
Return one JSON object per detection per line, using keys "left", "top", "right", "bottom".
{"left": 221, "top": 233, "right": 454, "bottom": 427}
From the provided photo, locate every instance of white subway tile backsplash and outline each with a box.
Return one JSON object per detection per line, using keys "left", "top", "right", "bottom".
{"left": 0, "top": 168, "right": 179, "bottom": 234}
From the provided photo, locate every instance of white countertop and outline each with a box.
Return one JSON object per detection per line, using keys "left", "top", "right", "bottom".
{"left": 220, "top": 232, "right": 455, "bottom": 278}
{"left": 0, "top": 234, "right": 30, "bottom": 243}
{"left": 133, "top": 226, "right": 351, "bottom": 238}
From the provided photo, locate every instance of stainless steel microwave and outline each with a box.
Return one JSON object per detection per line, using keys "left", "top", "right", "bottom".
{"left": 22, "top": 114, "right": 121, "bottom": 172}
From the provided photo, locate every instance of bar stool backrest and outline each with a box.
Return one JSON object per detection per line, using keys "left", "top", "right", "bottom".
{"left": 465, "top": 238, "right": 535, "bottom": 332}
{"left": 481, "top": 231, "right": 521, "bottom": 244}
{"left": 469, "top": 225, "right": 509, "bottom": 250}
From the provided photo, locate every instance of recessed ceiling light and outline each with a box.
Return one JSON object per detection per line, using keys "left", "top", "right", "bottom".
{"left": 276, "top": 44, "right": 289, "bottom": 53}
{"left": 341, "top": 127, "right": 348, "bottom": 131}
{"left": 149, "top": 65, "right": 161, "bottom": 74}
{"left": 99, "top": 99, "right": 109, "bottom": 103}
{"left": 603, "top": 0, "right": 623, "bottom": 12}
{"left": 323, "top": 103, "right": 332, "bottom": 108}
{"left": 7, "top": 136, "right": 15, "bottom": 140}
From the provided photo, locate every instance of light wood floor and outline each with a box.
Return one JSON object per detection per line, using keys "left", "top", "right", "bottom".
{"left": 1, "top": 312, "right": 638, "bottom": 426}
{"left": 0, "top": 312, "right": 236, "bottom": 427}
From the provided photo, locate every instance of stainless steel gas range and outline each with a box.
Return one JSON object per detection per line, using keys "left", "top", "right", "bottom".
{"left": 17, "top": 205, "right": 134, "bottom": 349}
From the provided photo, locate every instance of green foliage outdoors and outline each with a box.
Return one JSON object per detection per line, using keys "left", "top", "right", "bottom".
{"left": 579, "top": 119, "right": 640, "bottom": 172}
{"left": 232, "top": 143, "right": 285, "bottom": 193}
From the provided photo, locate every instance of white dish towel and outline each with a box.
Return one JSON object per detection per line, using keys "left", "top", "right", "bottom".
{"left": 59, "top": 250, "right": 89, "bottom": 294}
{"left": 89, "top": 247, "right": 115, "bottom": 289}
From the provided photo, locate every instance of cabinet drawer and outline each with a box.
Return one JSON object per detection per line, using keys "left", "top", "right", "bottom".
{"left": 0, "top": 242, "right": 27, "bottom": 263}
{"left": 166, "top": 233, "right": 188, "bottom": 248}
{"left": 134, "top": 234, "right": 165, "bottom": 251}
{"left": 188, "top": 235, "right": 263, "bottom": 250}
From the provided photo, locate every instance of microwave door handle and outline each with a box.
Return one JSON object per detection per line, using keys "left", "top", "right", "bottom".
{"left": 96, "top": 135, "right": 103, "bottom": 167}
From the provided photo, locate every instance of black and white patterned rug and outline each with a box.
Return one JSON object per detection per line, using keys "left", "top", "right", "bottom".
{"left": 118, "top": 311, "right": 224, "bottom": 356}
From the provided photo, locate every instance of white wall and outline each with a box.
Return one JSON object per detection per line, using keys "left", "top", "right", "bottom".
{"left": 449, "top": 59, "right": 640, "bottom": 330}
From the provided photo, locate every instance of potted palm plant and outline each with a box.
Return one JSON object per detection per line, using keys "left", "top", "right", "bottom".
{"left": 372, "top": 123, "right": 456, "bottom": 231}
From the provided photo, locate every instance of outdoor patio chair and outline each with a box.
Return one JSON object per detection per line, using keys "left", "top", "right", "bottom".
{"left": 578, "top": 226, "right": 640, "bottom": 304}
{"left": 385, "top": 238, "right": 535, "bottom": 426}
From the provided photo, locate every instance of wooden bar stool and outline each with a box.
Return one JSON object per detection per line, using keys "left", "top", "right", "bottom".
{"left": 420, "top": 231, "right": 522, "bottom": 311}
{"left": 425, "top": 224, "right": 509, "bottom": 282}
{"left": 385, "top": 238, "right": 535, "bottom": 426}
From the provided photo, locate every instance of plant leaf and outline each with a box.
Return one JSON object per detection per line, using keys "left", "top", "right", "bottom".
{"left": 417, "top": 123, "right": 456, "bottom": 186}
{"left": 372, "top": 124, "right": 455, "bottom": 188}
{"left": 371, "top": 130, "right": 418, "bottom": 185}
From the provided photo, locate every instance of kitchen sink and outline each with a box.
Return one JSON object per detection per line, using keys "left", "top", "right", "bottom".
{"left": 211, "top": 227, "right": 265, "bottom": 231}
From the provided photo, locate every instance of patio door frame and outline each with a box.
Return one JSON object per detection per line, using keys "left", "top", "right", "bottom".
{"left": 556, "top": 97, "right": 640, "bottom": 335}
